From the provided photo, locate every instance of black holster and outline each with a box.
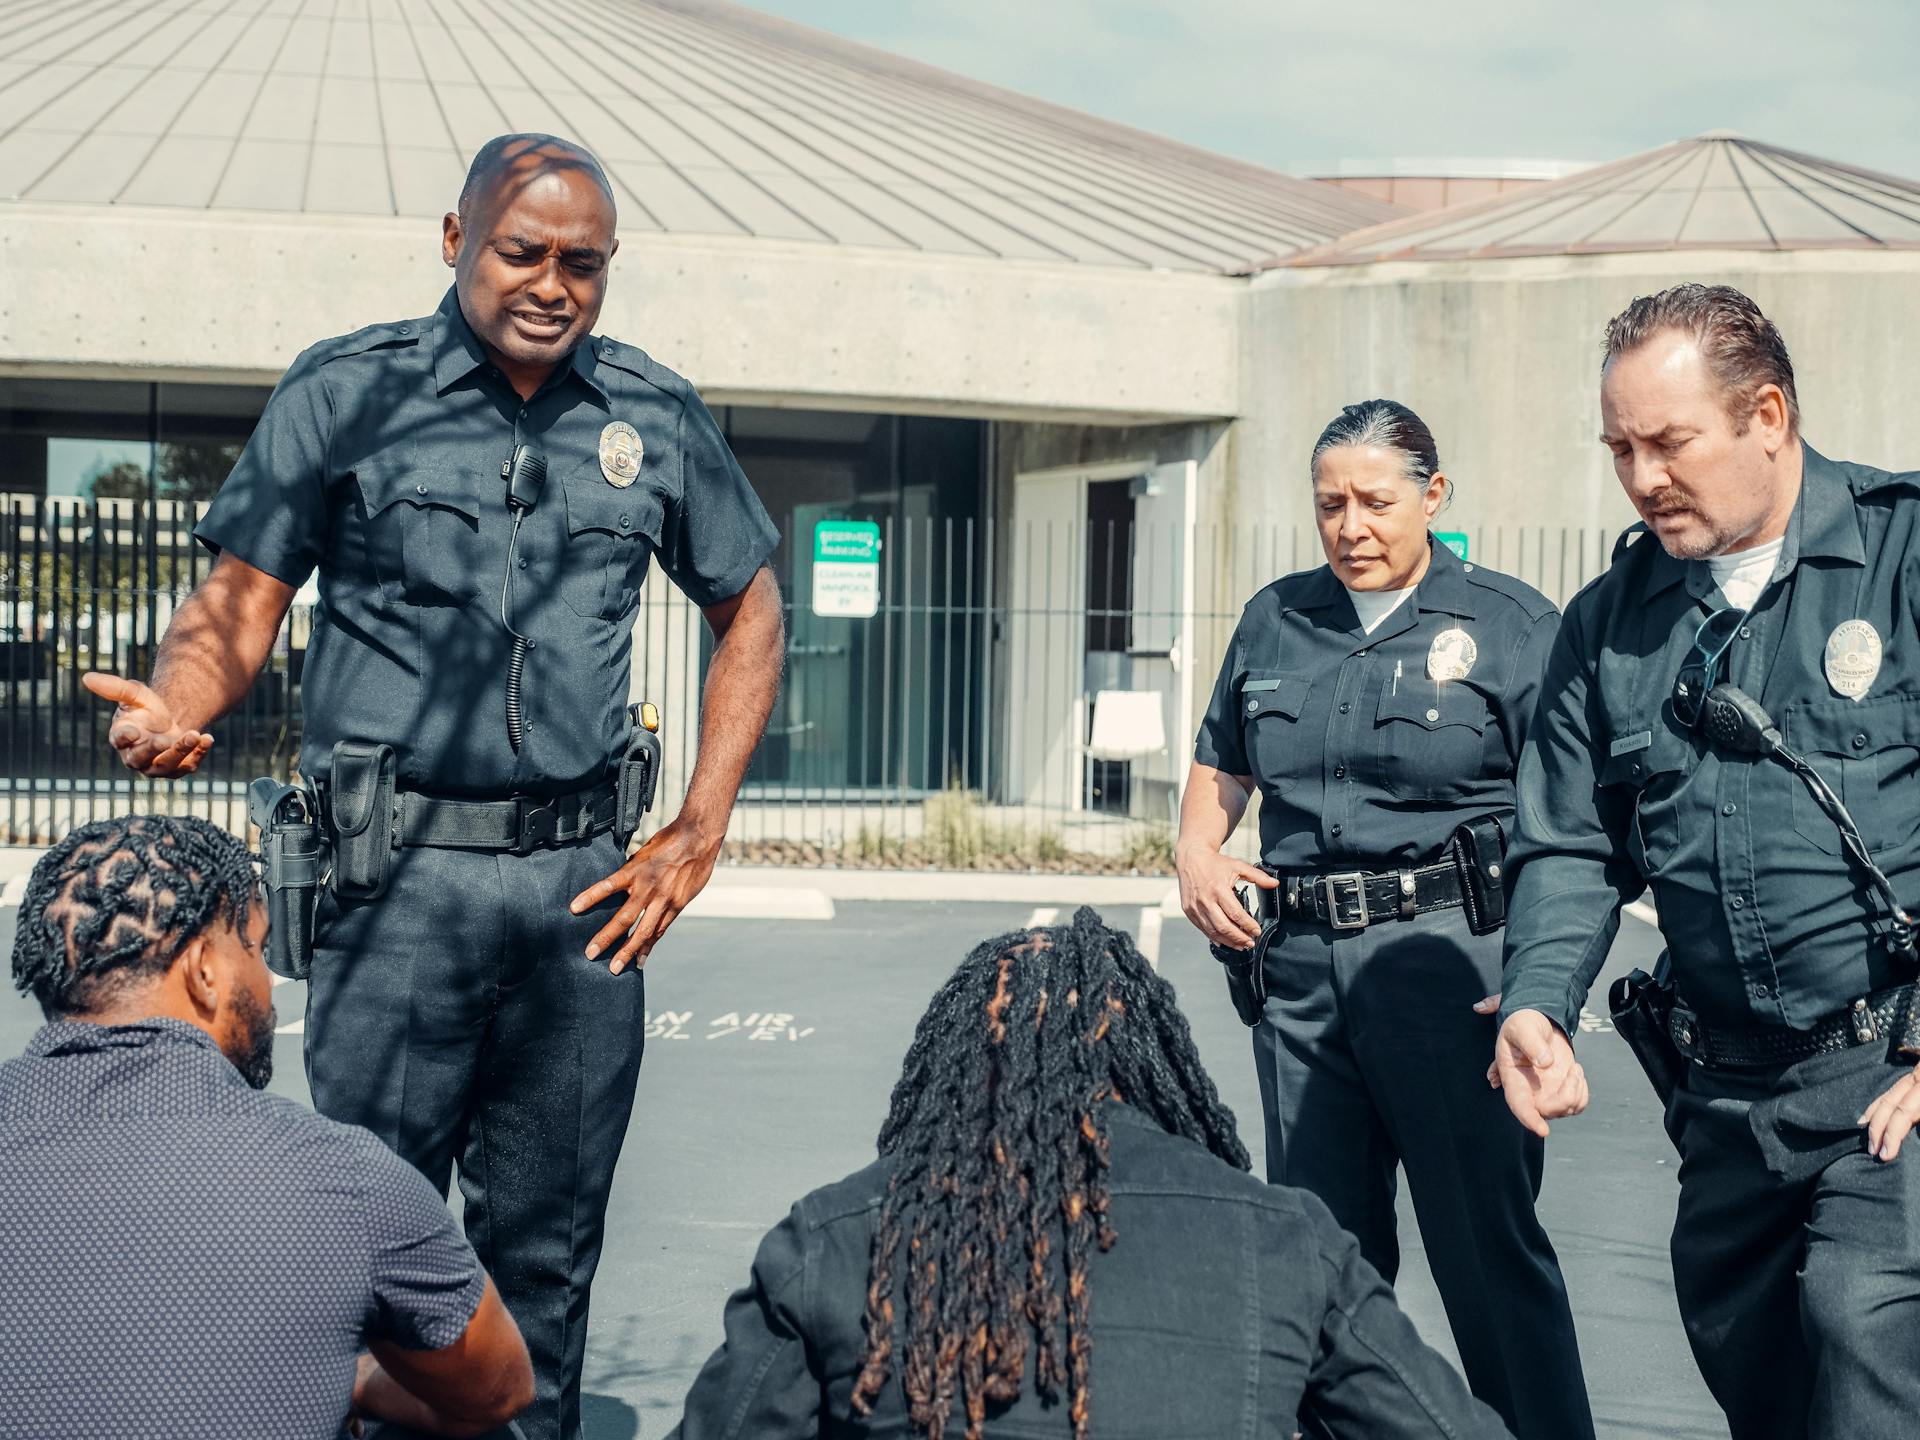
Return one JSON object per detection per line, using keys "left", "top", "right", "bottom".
{"left": 248, "top": 776, "right": 326, "bottom": 981}
{"left": 328, "top": 740, "right": 397, "bottom": 899}
{"left": 615, "top": 704, "right": 662, "bottom": 846}
{"left": 1212, "top": 907, "right": 1283, "bottom": 1028}
{"left": 1450, "top": 815, "right": 1508, "bottom": 936}
{"left": 1608, "top": 952, "right": 1685, "bottom": 1107}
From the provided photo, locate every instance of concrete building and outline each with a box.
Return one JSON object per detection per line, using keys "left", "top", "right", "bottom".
{"left": 5, "top": 5, "right": 1920, "bottom": 857}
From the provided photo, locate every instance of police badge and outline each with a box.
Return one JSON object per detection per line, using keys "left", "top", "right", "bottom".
{"left": 1427, "top": 627, "right": 1477, "bottom": 682}
{"left": 1824, "top": 619, "right": 1882, "bottom": 701}
{"left": 599, "top": 421, "right": 643, "bottom": 489}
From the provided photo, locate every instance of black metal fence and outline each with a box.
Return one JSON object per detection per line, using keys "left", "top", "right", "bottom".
{"left": 2, "top": 495, "right": 1626, "bottom": 869}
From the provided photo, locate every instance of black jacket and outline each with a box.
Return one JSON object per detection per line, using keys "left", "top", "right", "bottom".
{"left": 669, "top": 1102, "right": 1512, "bottom": 1438}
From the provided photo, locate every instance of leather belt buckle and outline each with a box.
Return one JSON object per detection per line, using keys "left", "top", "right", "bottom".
{"left": 513, "top": 797, "right": 560, "bottom": 856}
{"left": 1323, "top": 872, "right": 1369, "bottom": 930}
{"left": 1668, "top": 1004, "right": 1707, "bottom": 1064}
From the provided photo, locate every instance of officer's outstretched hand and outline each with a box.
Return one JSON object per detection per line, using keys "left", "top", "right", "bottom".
{"left": 82, "top": 672, "right": 214, "bottom": 778}
{"left": 1858, "top": 1060, "right": 1920, "bottom": 1162}
{"left": 1493, "top": 1009, "right": 1589, "bottom": 1138}
{"left": 569, "top": 819, "right": 719, "bottom": 974}
{"left": 1176, "top": 844, "right": 1278, "bottom": 949}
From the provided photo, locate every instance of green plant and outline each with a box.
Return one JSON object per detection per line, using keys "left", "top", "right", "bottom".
{"left": 1120, "top": 823, "right": 1174, "bottom": 871}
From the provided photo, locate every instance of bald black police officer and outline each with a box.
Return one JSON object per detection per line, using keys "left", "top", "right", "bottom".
{"left": 84, "top": 134, "right": 784, "bottom": 1440}
{"left": 1497, "top": 284, "right": 1920, "bottom": 1439}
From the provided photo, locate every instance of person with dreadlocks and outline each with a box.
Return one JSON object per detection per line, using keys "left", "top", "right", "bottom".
{"left": 667, "top": 907, "right": 1506, "bottom": 1439}
{"left": 0, "top": 814, "right": 533, "bottom": 1438}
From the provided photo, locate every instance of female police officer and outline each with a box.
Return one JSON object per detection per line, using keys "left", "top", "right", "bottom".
{"left": 1176, "top": 400, "right": 1593, "bottom": 1440}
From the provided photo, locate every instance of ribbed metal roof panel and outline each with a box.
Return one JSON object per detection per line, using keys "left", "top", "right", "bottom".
{"left": 0, "top": 0, "right": 1400, "bottom": 272}
{"left": 1277, "top": 135, "right": 1920, "bottom": 267}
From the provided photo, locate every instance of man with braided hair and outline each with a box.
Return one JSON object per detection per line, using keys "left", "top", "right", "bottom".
{"left": 668, "top": 908, "right": 1506, "bottom": 1439}
{"left": 0, "top": 814, "right": 533, "bottom": 1438}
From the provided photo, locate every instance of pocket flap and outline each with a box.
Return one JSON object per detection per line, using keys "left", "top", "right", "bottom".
{"left": 1376, "top": 685, "right": 1487, "bottom": 732}
{"left": 562, "top": 470, "right": 664, "bottom": 541}
{"left": 1783, "top": 692, "right": 1920, "bottom": 756}
{"left": 1242, "top": 674, "right": 1310, "bottom": 720}
{"left": 352, "top": 457, "right": 482, "bottom": 520}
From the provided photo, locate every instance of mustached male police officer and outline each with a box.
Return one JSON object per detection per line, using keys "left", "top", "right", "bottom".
{"left": 82, "top": 134, "right": 785, "bottom": 1440}
{"left": 1497, "top": 284, "right": 1920, "bottom": 1440}
{"left": 1180, "top": 400, "right": 1591, "bottom": 1439}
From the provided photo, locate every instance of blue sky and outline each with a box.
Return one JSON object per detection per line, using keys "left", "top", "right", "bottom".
{"left": 742, "top": 1, "right": 1920, "bottom": 179}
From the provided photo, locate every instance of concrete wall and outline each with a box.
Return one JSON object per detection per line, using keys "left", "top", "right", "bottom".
{"left": 0, "top": 203, "right": 1242, "bottom": 425}
{"left": 1235, "top": 248, "right": 1920, "bottom": 607}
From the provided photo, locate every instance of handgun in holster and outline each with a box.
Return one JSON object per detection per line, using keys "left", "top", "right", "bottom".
{"left": 248, "top": 776, "right": 326, "bottom": 982}
{"left": 616, "top": 702, "right": 663, "bottom": 847}
{"left": 1211, "top": 883, "right": 1283, "bottom": 1028}
{"left": 1609, "top": 949, "right": 1684, "bottom": 1107}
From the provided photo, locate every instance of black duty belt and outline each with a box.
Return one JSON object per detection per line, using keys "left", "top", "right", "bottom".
{"left": 333, "top": 781, "right": 619, "bottom": 855}
{"left": 1256, "top": 860, "right": 1465, "bottom": 932}
{"left": 1668, "top": 984, "right": 1916, "bottom": 1069}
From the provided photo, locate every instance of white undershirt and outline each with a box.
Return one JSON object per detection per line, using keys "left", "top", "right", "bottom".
{"left": 1345, "top": 582, "right": 1418, "bottom": 634}
{"left": 1706, "top": 536, "right": 1785, "bottom": 612}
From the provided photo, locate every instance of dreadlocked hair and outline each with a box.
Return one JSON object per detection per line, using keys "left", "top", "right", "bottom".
{"left": 10, "top": 814, "right": 258, "bottom": 1018}
{"left": 851, "top": 905, "right": 1248, "bottom": 1440}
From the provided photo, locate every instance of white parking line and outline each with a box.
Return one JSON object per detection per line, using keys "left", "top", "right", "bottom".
{"left": 1137, "top": 907, "right": 1162, "bottom": 970}
{"left": 1024, "top": 907, "right": 1060, "bottom": 928}
{"left": 0, "top": 875, "right": 25, "bottom": 910}
{"left": 274, "top": 1017, "right": 305, "bottom": 1036}
{"left": 1624, "top": 899, "right": 1660, "bottom": 929}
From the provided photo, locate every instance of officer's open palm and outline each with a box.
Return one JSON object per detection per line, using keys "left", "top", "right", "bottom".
{"left": 1493, "top": 1009, "right": 1589, "bottom": 1138}
{"left": 1177, "top": 846, "right": 1277, "bottom": 949}
{"left": 81, "top": 672, "right": 214, "bottom": 778}
{"left": 1859, "top": 1061, "right": 1920, "bottom": 1162}
{"left": 569, "top": 819, "right": 719, "bottom": 974}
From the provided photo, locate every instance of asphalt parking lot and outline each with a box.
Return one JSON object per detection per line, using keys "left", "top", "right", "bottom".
{"left": 0, "top": 889, "right": 1722, "bottom": 1439}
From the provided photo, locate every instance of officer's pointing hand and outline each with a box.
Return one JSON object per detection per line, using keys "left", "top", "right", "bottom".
{"left": 1493, "top": 1009, "right": 1589, "bottom": 1138}
{"left": 1858, "top": 1060, "right": 1920, "bottom": 1162}
{"left": 569, "top": 818, "right": 719, "bottom": 974}
{"left": 1176, "top": 845, "right": 1278, "bottom": 948}
{"left": 81, "top": 672, "right": 214, "bottom": 778}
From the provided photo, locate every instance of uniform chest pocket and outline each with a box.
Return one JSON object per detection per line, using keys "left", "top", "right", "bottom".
{"left": 1371, "top": 685, "right": 1490, "bottom": 802}
{"left": 1781, "top": 694, "right": 1920, "bottom": 856}
{"left": 1239, "top": 673, "right": 1313, "bottom": 794}
{"left": 559, "top": 474, "right": 665, "bottom": 622}
{"left": 352, "top": 463, "right": 485, "bottom": 608}
{"left": 1597, "top": 726, "right": 1690, "bottom": 874}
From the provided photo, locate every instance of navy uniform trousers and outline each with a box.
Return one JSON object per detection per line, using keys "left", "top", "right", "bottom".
{"left": 1253, "top": 905, "right": 1593, "bottom": 1440}
{"left": 306, "top": 830, "right": 643, "bottom": 1440}
{"left": 1664, "top": 1038, "right": 1920, "bottom": 1440}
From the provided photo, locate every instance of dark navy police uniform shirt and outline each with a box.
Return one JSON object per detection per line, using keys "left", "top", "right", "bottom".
{"left": 196, "top": 287, "right": 779, "bottom": 798}
{"left": 1195, "top": 538, "right": 1560, "bottom": 871}
{"left": 1502, "top": 448, "right": 1920, "bottom": 1038}
{"left": 0, "top": 1018, "right": 485, "bottom": 1440}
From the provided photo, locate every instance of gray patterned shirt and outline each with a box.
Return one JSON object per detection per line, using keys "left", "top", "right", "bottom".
{"left": 0, "top": 1018, "right": 486, "bottom": 1438}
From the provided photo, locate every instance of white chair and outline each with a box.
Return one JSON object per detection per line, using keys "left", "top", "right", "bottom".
{"left": 1086, "top": 689, "right": 1172, "bottom": 821}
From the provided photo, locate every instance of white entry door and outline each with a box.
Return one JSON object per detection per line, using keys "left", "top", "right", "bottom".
{"left": 1006, "top": 469, "right": 1087, "bottom": 810}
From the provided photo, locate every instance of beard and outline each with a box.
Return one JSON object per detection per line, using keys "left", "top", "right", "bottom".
{"left": 1642, "top": 495, "right": 1738, "bottom": 560}
{"left": 225, "top": 986, "right": 278, "bottom": 1091}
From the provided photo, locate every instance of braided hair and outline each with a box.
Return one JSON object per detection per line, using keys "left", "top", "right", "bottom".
{"left": 11, "top": 814, "right": 258, "bottom": 1018}
{"left": 852, "top": 906, "right": 1248, "bottom": 1440}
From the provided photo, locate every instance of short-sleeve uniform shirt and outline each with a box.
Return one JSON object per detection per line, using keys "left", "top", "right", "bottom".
{"left": 1193, "top": 539, "right": 1560, "bottom": 870}
{"left": 0, "top": 1019, "right": 486, "bottom": 1439}
{"left": 196, "top": 288, "right": 779, "bottom": 798}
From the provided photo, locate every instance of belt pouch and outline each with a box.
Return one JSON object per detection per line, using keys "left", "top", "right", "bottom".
{"left": 1451, "top": 815, "right": 1508, "bottom": 935}
{"left": 615, "top": 705, "right": 662, "bottom": 846}
{"left": 329, "top": 741, "right": 396, "bottom": 899}
{"left": 1608, "top": 959, "right": 1685, "bottom": 1107}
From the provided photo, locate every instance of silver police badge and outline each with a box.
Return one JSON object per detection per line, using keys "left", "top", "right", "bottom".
{"left": 598, "top": 421, "right": 643, "bottom": 489}
{"left": 1427, "top": 627, "right": 1477, "bottom": 682}
{"left": 1824, "top": 619, "right": 1882, "bottom": 701}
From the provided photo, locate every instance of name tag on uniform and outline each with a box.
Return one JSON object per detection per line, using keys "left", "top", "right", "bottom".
{"left": 1242, "top": 678, "right": 1282, "bottom": 692}
{"left": 1610, "top": 730, "right": 1652, "bottom": 757}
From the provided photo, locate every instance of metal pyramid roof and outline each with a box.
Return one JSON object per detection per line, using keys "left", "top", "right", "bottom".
{"left": 1273, "top": 133, "right": 1920, "bottom": 268}
{"left": 0, "top": 0, "right": 1402, "bottom": 273}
